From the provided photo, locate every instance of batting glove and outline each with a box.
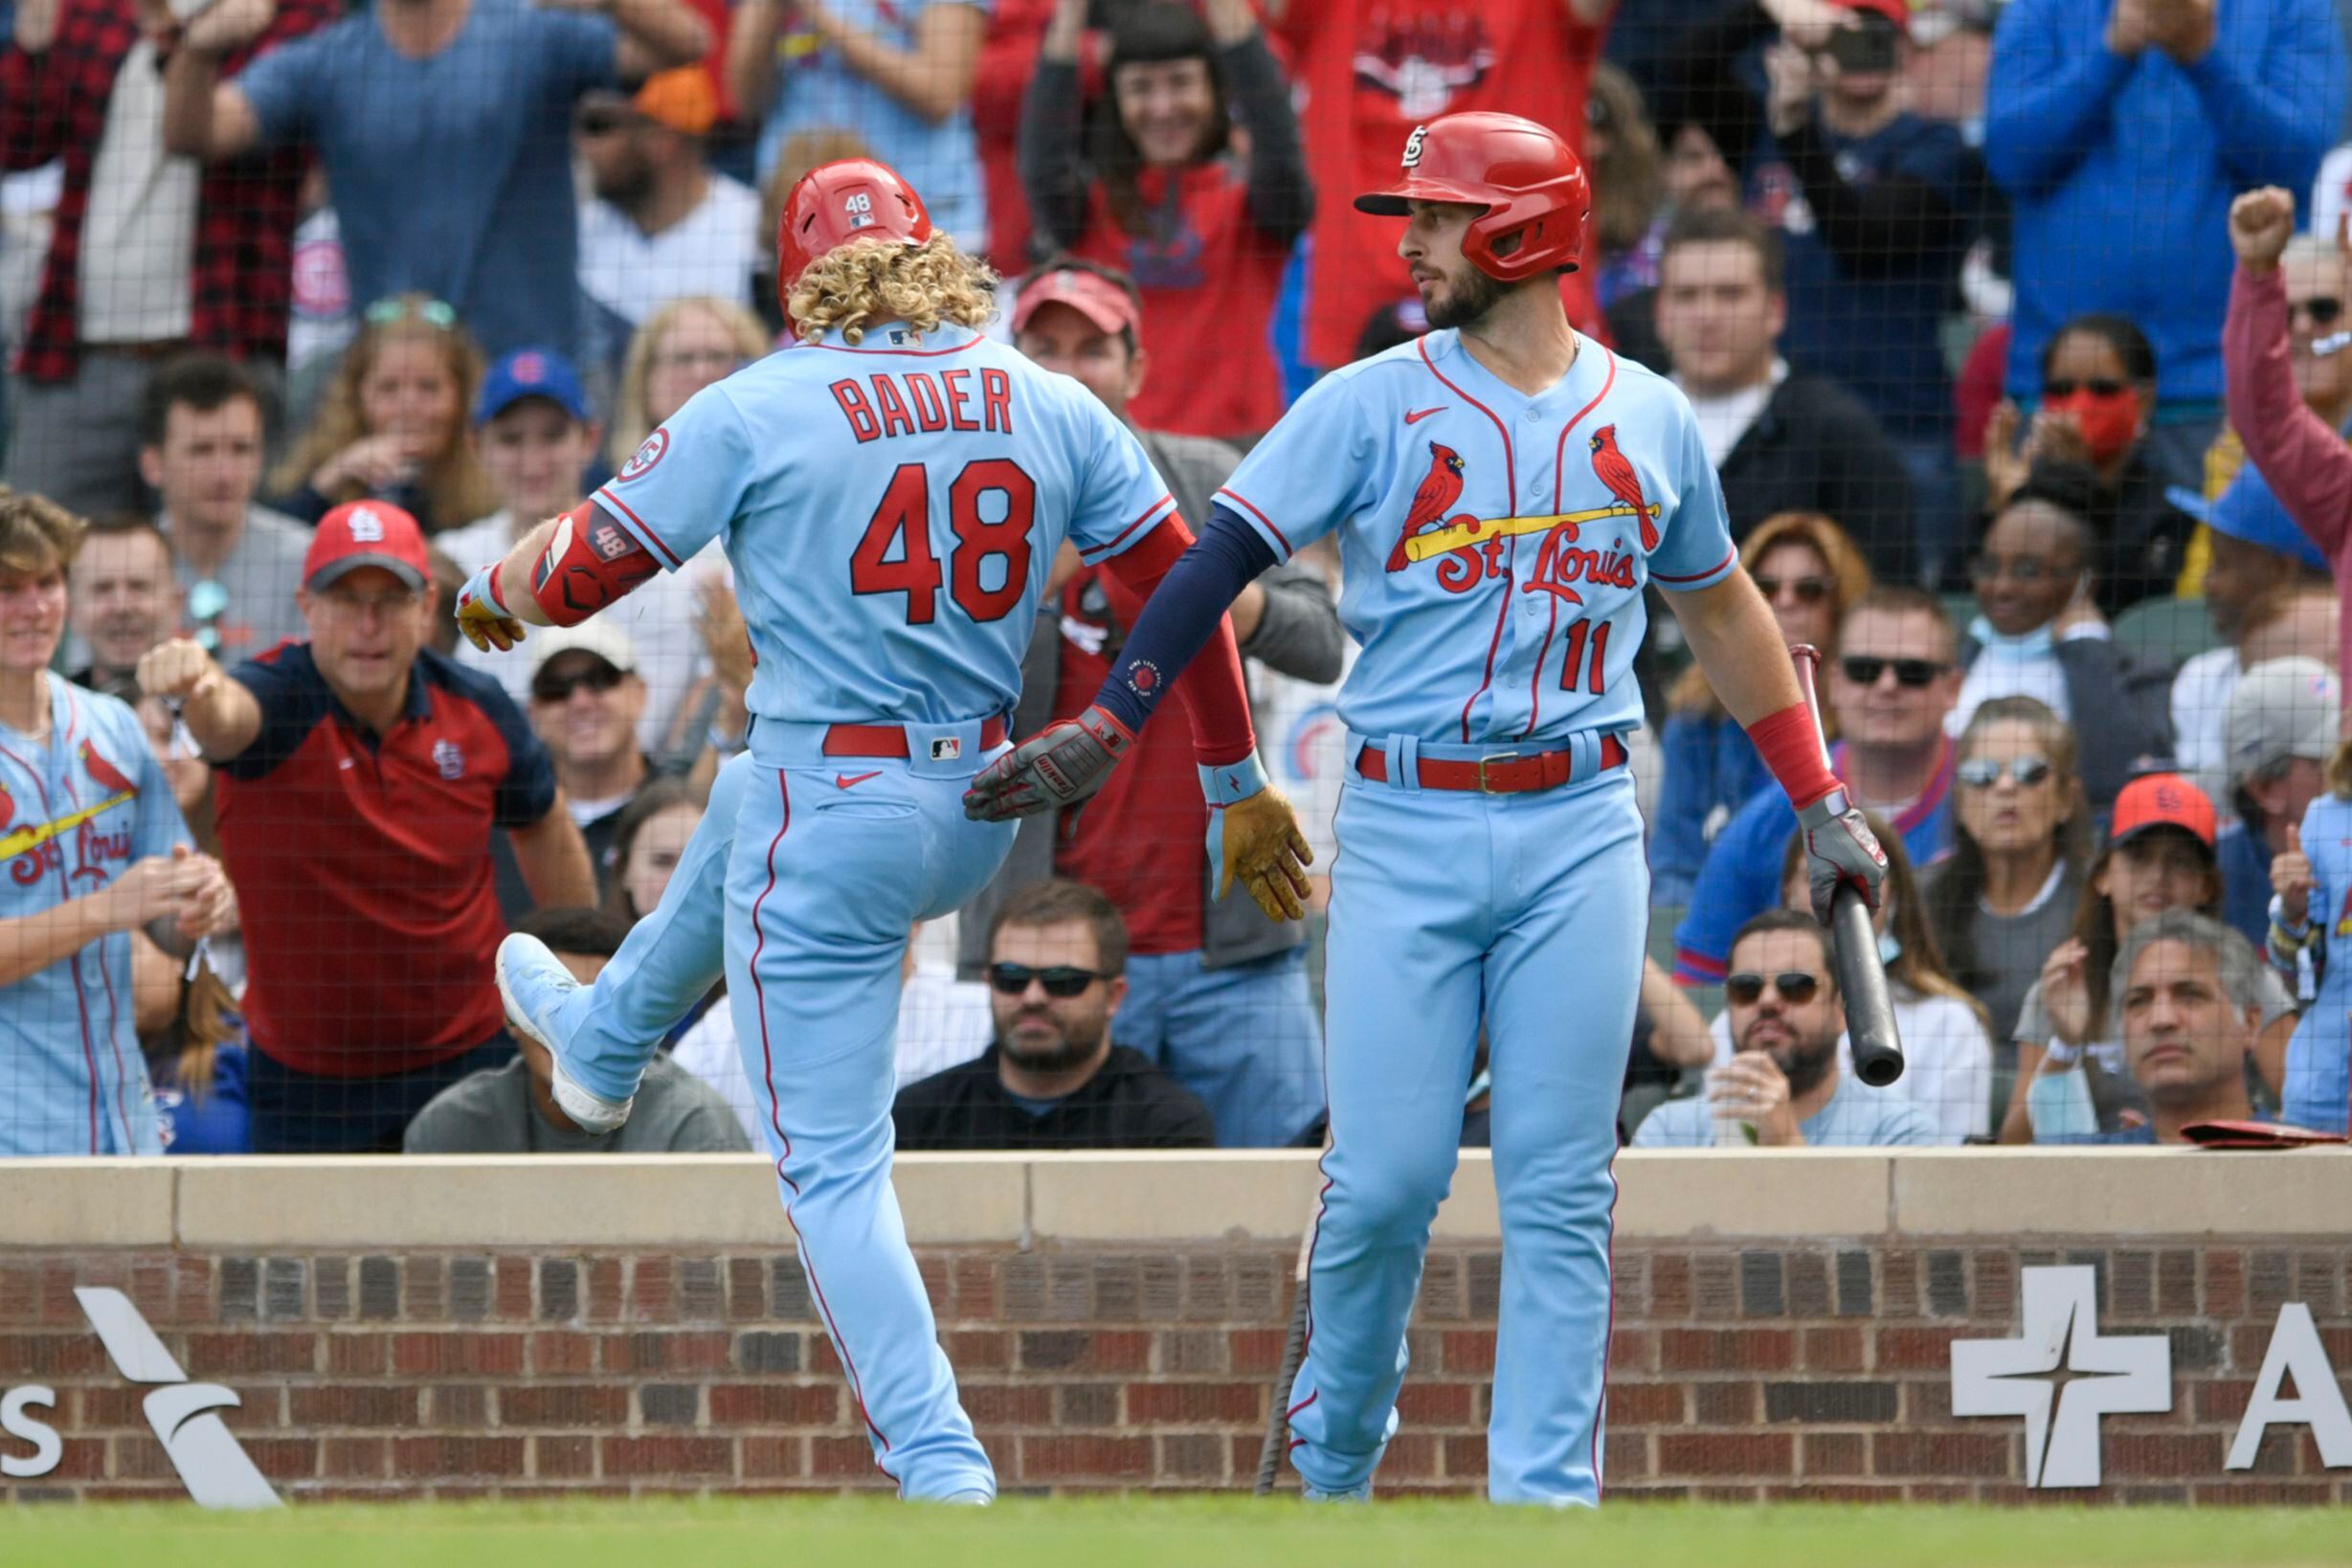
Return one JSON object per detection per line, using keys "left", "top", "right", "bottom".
{"left": 455, "top": 562, "right": 526, "bottom": 655}
{"left": 1798, "top": 788, "right": 1887, "bottom": 922}
{"left": 1200, "top": 754, "right": 1314, "bottom": 924}
{"left": 961, "top": 704, "right": 1133, "bottom": 821}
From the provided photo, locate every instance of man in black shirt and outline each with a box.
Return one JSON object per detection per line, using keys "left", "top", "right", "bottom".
{"left": 894, "top": 881, "right": 1215, "bottom": 1151}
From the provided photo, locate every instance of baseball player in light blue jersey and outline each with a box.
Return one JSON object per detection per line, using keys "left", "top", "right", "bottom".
{"left": 454, "top": 159, "right": 1310, "bottom": 1501}
{"left": 966, "top": 113, "right": 1890, "bottom": 1505}
{"left": 0, "top": 495, "right": 232, "bottom": 1156}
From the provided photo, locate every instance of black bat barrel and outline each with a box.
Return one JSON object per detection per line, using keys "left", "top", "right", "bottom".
{"left": 1832, "top": 884, "right": 1905, "bottom": 1087}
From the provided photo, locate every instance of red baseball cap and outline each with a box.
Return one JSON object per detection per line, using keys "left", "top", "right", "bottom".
{"left": 1831, "top": 0, "right": 1911, "bottom": 27}
{"left": 1011, "top": 267, "right": 1141, "bottom": 339}
{"left": 2109, "top": 773, "right": 2217, "bottom": 851}
{"left": 304, "top": 501, "right": 432, "bottom": 593}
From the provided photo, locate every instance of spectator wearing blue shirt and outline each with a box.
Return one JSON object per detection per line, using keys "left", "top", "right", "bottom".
{"left": 1634, "top": 908, "right": 1939, "bottom": 1147}
{"left": 727, "top": 0, "right": 987, "bottom": 247}
{"left": 1653, "top": 510, "right": 1872, "bottom": 906}
{"left": 1984, "top": 0, "right": 2348, "bottom": 484}
{"left": 160, "top": 0, "right": 711, "bottom": 362}
{"left": 2038, "top": 909, "right": 2264, "bottom": 1143}
{"left": 1677, "top": 586, "right": 1961, "bottom": 984}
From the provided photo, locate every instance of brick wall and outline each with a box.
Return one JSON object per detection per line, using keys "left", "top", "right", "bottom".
{"left": 5, "top": 1237, "right": 2348, "bottom": 1503}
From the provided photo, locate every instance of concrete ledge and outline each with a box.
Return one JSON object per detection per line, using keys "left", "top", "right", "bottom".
{"left": 0, "top": 1158, "right": 174, "bottom": 1246}
{"left": 5, "top": 1148, "right": 2347, "bottom": 1251}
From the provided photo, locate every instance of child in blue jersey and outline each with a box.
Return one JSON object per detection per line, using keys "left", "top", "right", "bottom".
{"left": 2267, "top": 737, "right": 2352, "bottom": 1132}
{"left": 0, "top": 492, "right": 234, "bottom": 1155}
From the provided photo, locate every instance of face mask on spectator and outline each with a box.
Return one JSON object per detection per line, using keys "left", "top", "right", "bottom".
{"left": 2041, "top": 386, "right": 2139, "bottom": 464}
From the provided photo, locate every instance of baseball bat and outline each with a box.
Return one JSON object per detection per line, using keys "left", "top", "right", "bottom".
{"left": 1253, "top": 1197, "right": 1315, "bottom": 1495}
{"left": 1788, "top": 645, "right": 1905, "bottom": 1088}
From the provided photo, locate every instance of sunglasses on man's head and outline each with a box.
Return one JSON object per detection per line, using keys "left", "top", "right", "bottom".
{"left": 2042, "top": 377, "right": 2128, "bottom": 399}
{"left": 1957, "top": 754, "right": 2053, "bottom": 790}
{"left": 2290, "top": 296, "right": 2345, "bottom": 328}
{"left": 1840, "top": 655, "right": 1946, "bottom": 688}
{"left": 1753, "top": 573, "right": 1831, "bottom": 604}
{"left": 1726, "top": 971, "right": 1822, "bottom": 1006}
{"left": 987, "top": 963, "right": 1101, "bottom": 998}
{"left": 531, "top": 662, "right": 626, "bottom": 704}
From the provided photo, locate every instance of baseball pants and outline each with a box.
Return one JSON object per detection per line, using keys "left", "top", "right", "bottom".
{"left": 1287, "top": 737, "right": 1644, "bottom": 1505}
{"left": 548, "top": 725, "right": 1016, "bottom": 1499}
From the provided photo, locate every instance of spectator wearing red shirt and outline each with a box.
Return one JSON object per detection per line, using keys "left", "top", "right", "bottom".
{"left": 954, "top": 261, "right": 1344, "bottom": 1147}
{"left": 137, "top": 501, "right": 595, "bottom": 1152}
{"left": 1269, "top": 0, "right": 1608, "bottom": 370}
{"left": 1020, "top": 0, "right": 1312, "bottom": 441}
{"left": 0, "top": 0, "right": 330, "bottom": 518}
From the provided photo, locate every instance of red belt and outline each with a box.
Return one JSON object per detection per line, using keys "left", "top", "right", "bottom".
{"left": 1355, "top": 733, "right": 1627, "bottom": 795}
{"left": 821, "top": 717, "right": 1006, "bottom": 757}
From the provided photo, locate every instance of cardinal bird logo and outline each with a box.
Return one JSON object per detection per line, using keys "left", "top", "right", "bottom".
{"left": 1388, "top": 442, "right": 1472, "bottom": 571}
{"left": 80, "top": 741, "right": 139, "bottom": 797}
{"left": 1589, "top": 426, "right": 1659, "bottom": 551}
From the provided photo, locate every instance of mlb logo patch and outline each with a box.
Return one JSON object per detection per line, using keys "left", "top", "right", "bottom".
{"left": 930, "top": 737, "right": 962, "bottom": 762}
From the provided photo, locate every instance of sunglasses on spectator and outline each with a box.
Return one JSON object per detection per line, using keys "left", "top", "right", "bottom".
{"left": 1725, "top": 971, "right": 1822, "bottom": 1006}
{"left": 1957, "top": 754, "right": 2054, "bottom": 790}
{"left": 2042, "top": 377, "right": 2128, "bottom": 398}
{"left": 1753, "top": 573, "right": 1831, "bottom": 603}
{"left": 1839, "top": 655, "right": 1946, "bottom": 688}
{"left": 2291, "top": 296, "right": 2345, "bottom": 328}
{"left": 365, "top": 296, "right": 458, "bottom": 330}
{"left": 531, "top": 662, "right": 627, "bottom": 703}
{"left": 987, "top": 963, "right": 1102, "bottom": 997}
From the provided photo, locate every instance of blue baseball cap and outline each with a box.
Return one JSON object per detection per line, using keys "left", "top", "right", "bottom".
{"left": 474, "top": 347, "right": 593, "bottom": 426}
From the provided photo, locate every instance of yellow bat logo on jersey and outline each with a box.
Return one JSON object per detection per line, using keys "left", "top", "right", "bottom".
{"left": 1401, "top": 501, "right": 1661, "bottom": 563}
{"left": 0, "top": 792, "right": 135, "bottom": 862}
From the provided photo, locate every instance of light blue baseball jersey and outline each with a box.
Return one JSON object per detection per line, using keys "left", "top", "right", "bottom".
{"left": 1216, "top": 330, "right": 1736, "bottom": 746}
{"left": 592, "top": 323, "right": 1179, "bottom": 728}
{"left": 0, "top": 679, "right": 192, "bottom": 1156}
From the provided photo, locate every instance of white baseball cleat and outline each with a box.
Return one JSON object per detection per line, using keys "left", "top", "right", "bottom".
{"left": 496, "top": 932, "right": 634, "bottom": 1133}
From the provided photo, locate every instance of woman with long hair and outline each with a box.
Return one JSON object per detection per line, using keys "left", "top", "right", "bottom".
{"left": 1019, "top": 0, "right": 1310, "bottom": 440}
{"left": 1924, "top": 697, "right": 2093, "bottom": 1065}
{"left": 269, "top": 294, "right": 501, "bottom": 532}
{"left": 1651, "top": 511, "right": 1871, "bottom": 905}
{"left": 2000, "top": 771, "right": 2299, "bottom": 1141}
{"left": 605, "top": 298, "right": 773, "bottom": 474}
{"left": 1751, "top": 811, "right": 1997, "bottom": 1143}
{"left": 1584, "top": 62, "right": 1667, "bottom": 314}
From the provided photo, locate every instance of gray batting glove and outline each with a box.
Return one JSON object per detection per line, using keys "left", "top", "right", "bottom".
{"left": 1799, "top": 788, "right": 1887, "bottom": 922}
{"left": 962, "top": 704, "right": 1134, "bottom": 821}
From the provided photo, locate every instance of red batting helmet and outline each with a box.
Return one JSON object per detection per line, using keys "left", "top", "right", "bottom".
{"left": 1353, "top": 112, "right": 1590, "bottom": 282}
{"left": 774, "top": 158, "right": 935, "bottom": 319}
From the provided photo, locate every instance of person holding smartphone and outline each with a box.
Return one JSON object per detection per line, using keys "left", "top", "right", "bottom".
{"left": 1656, "top": 0, "right": 1978, "bottom": 584}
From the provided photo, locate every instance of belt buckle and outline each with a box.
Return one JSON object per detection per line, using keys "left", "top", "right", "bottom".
{"left": 1476, "top": 751, "right": 1521, "bottom": 793}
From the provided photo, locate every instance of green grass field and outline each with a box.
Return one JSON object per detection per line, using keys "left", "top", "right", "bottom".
{"left": 13, "top": 1496, "right": 2349, "bottom": 1568}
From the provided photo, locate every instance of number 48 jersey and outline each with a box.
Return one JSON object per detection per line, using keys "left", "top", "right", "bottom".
{"left": 591, "top": 322, "right": 1177, "bottom": 728}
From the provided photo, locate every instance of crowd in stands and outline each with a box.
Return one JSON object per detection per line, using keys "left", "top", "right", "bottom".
{"left": 3, "top": 0, "right": 2352, "bottom": 1158}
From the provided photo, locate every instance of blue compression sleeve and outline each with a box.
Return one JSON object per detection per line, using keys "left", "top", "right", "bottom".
{"left": 1096, "top": 505, "right": 1279, "bottom": 735}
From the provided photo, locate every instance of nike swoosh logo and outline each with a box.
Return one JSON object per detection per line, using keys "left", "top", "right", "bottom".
{"left": 1404, "top": 406, "right": 1446, "bottom": 425}
{"left": 835, "top": 771, "right": 881, "bottom": 789}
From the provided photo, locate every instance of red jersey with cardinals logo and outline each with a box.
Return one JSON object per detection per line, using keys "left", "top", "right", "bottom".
{"left": 1050, "top": 566, "right": 1207, "bottom": 954}
{"left": 214, "top": 643, "right": 556, "bottom": 1077}
{"left": 1276, "top": 0, "right": 1602, "bottom": 370}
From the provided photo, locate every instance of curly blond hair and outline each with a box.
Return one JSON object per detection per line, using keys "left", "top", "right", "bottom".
{"left": 788, "top": 234, "right": 998, "bottom": 346}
